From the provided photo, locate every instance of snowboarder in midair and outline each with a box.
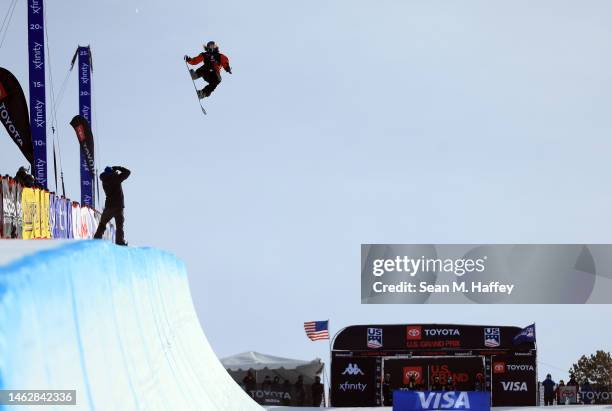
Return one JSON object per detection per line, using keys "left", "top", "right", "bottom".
{"left": 184, "top": 41, "right": 232, "bottom": 99}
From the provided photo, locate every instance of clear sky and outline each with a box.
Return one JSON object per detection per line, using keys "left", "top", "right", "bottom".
{"left": 1, "top": 0, "right": 612, "bottom": 381}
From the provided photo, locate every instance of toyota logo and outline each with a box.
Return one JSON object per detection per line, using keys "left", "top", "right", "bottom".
{"left": 493, "top": 362, "right": 505, "bottom": 373}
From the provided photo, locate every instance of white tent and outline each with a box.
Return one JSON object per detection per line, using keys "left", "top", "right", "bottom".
{"left": 221, "top": 351, "right": 324, "bottom": 384}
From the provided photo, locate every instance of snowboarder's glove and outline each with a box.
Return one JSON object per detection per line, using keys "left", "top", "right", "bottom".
{"left": 226, "top": 67, "right": 232, "bottom": 74}
{"left": 183, "top": 55, "right": 189, "bottom": 62}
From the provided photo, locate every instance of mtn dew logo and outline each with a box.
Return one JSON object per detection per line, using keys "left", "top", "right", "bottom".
{"left": 394, "top": 391, "right": 490, "bottom": 411}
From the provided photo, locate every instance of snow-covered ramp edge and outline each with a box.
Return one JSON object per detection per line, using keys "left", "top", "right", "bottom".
{"left": 0, "top": 240, "right": 262, "bottom": 410}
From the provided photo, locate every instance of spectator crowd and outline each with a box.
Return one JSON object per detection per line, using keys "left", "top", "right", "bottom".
{"left": 541, "top": 373, "right": 605, "bottom": 405}
{"left": 241, "top": 370, "right": 324, "bottom": 407}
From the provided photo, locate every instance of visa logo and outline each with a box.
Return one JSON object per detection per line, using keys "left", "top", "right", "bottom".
{"left": 417, "top": 392, "right": 471, "bottom": 409}
{"left": 501, "top": 381, "right": 528, "bottom": 391}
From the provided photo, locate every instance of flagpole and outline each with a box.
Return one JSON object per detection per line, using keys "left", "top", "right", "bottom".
{"left": 533, "top": 322, "right": 538, "bottom": 405}
{"left": 305, "top": 319, "right": 333, "bottom": 407}
{"left": 326, "top": 318, "right": 332, "bottom": 407}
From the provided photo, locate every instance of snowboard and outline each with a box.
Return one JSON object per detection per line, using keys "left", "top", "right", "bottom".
{"left": 185, "top": 61, "right": 206, "bottom": 115}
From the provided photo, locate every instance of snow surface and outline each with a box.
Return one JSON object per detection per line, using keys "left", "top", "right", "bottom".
{"left": 265, "top": 406, "right": 612, "bottom": 411}
{"left": 0, "top": 240, "right": 262, "bottom": 410}
{"left": 0, "top": 239, "right": 69, "bottom": 265}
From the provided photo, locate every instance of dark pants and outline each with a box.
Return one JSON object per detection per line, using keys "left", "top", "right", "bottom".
{"left": 94, "top": 206, "right": 125, "bottom": 244}
{"left": 544, "top": 394, "right": 554, "bottom": 406}
{"left": 195, "top": 67, "right": 221, "bottom": 96}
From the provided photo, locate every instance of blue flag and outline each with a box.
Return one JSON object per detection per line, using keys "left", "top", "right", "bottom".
{"left": 513, "top": 323, "right": 536, "bottom": 345}
{"left": 393, "top": 391, "right": 490, "bottom": 411}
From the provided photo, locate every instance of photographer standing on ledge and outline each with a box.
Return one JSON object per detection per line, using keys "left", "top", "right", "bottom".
{"left": 94, "top": 166, "right": 130, "bottom": 246}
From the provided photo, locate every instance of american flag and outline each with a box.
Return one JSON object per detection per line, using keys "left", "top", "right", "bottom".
{"left": 304, "top": 320, "right": 329, "bottom": 341}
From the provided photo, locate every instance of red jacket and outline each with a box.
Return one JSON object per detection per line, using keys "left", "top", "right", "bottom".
{"left": 187, "top": 51, "right": 231, "bottom": 74}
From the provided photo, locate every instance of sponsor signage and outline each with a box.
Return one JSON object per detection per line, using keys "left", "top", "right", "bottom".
{"left": 367, "top": 328, "right": 383, "bottom": 349}
{"left": 490, "top": 354, "right": 537, "bottom": 406}
{"left": 407, "top": 326, "right": 422, "bottom": 340}
{"left": 241, "top": 383, "right": 324, "bottom": 406}
{"left": 484, "top": 328, "right": 500, "bottom": 348}
{"left": 330, "top": 325, "right": 537, "bottom": 408}
{"left": 333, "top": 324, "right": 534, "bottom": 351}
{"left": 393, "top": 391, "right": 490, "bottom": 411}
{"left": 28, "top": 0, "right": 47, "bottom": 188}
{"left": 342, "top": 363, "right": 365, "bottom": 376}
{"left": 558, "top": 386, "right": 577, "bottom": 405}
{"left": 431, "top": 364, "right": 470, "bottom": 384}
{"left": 403, "top": 366, "right": 424, "bottom": 385}
{"left": 384, "top": 357, "right": 485, "bottom": 392}
{"left": 505, "top": 364, "right": 534, "bottom": 372}
{"left": 331, "top": 356, "right": 378, "bottom": 407}
{"left": 0, "top": 68, "right": 35, "bottom": 166}
{"left": 407, "top": 327, "right": 462, "bottom": 349}
{"left": 501, "top": 381, "right": 528, "bottom": 392}
{"left": 77, "top": 46, "right": 94, "bottom": 207}
{"left": 246, "top": 388, "right": 292, "bottom": 405}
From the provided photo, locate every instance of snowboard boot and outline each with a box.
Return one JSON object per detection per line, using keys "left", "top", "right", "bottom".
{"left": 189, "top": 69, "right": 198, "bottom": 80}
{"left": 197, "top": 89, "right": 208, "bottom": 99}
{"left": 116, "top": 240, "right": 128, "bottom": 247}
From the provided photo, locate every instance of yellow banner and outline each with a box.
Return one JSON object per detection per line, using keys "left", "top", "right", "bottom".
{"left": 40, "top": 191, "right": 51, "bottom": 239}
{"left": 32, "top": 188, "right": 42, "bottom": 238}
{"left": 21, "top": 187, "right": 37, "bottom": 239}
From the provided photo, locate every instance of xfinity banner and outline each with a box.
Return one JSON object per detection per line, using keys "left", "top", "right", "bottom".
{"left": 362, "top": 244, "right": 612, "bottom": 304}
{"left": 393, "top": 391, "right": 490, "bottom": 411}
{"left": 77, "top": 46, "right": 94, "bottom": 207}
{"left": 28, "top": 0, "right": 47, "bottom": 188}
{"left": 331, "top": 356, "right": 379, "bottom": 407}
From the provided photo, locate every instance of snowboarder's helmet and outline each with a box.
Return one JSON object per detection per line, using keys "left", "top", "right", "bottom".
{"left": 104, "top": 166, "right": 113, "bottom": 174}
{"left": 205, "top": 41, "right": 217, "bottom": 51}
